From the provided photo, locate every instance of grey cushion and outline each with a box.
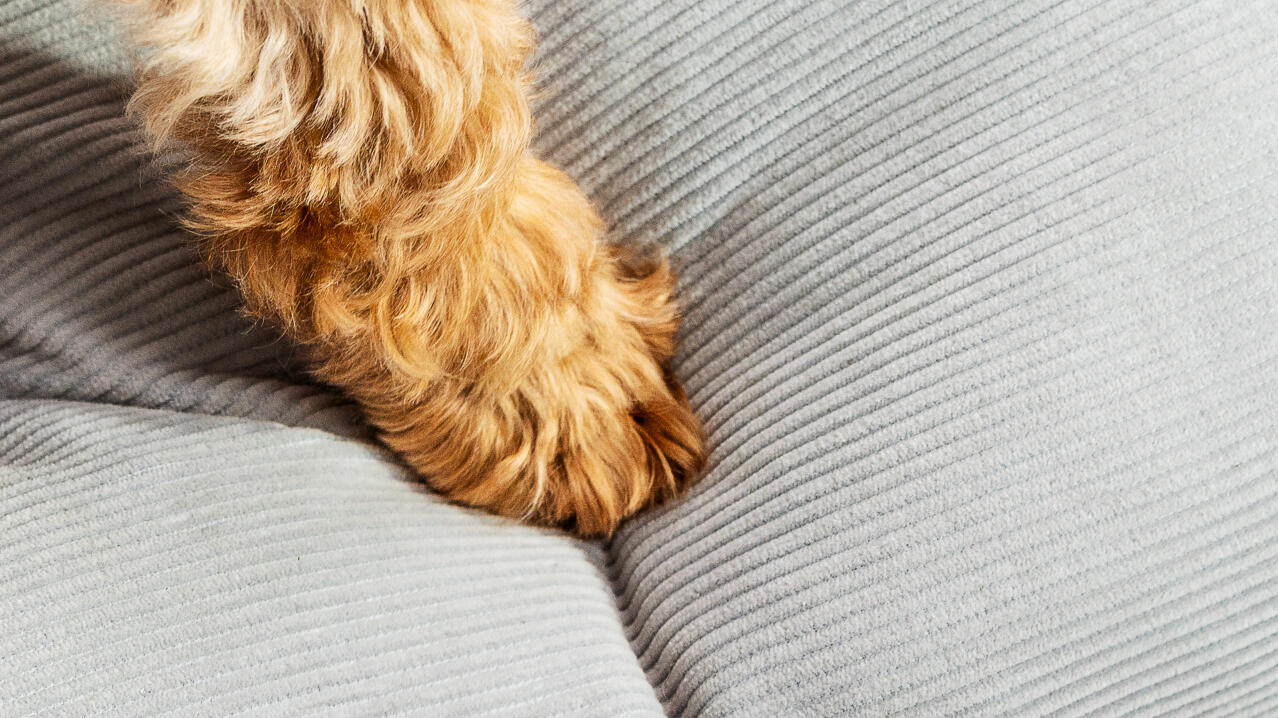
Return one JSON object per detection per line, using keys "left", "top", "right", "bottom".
{"left": 0, "top": 401, "right": 660, "bottom": 716}
{"left": 6, "top": 0, "right": 1278, "bottom": 716}
{"left": 535, "top": 1, "right": 1278, "bottom": 716}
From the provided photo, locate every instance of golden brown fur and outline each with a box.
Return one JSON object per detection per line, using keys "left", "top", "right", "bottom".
{"left": 114, "top": 0, "right": 704, "bottom": 535}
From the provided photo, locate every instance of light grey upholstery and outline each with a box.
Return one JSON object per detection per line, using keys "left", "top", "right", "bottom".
{"left": 0, "top": 401, "right": 660, "bottom": 716}
{"left": 4, "top": 0, "right": 1278, "bottom": 715}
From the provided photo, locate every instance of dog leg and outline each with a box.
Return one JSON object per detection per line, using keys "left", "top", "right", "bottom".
{"left": 117, "top": 0, "right": 704, "bottom": 535}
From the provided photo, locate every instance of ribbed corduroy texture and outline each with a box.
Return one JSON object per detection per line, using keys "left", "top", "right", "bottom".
{"left": 525, "top": 0, "right": 1278, "bottom": 715}
{"left": 0, "top": 42, "right": 358, "bottom": 434}
{"left": 0, "top": 401, "right": 661, "bottom": 716}
{"left": 6, "top": 0, "right": 1278, "bottom": 716}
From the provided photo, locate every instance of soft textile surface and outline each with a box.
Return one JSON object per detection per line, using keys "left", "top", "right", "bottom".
{"left": 0, "top": 31, "right": 354, "bottom": 435}
{"left": 526, "top": 0, "right": 1278, "bottom": 716}
{"left": 0, "top": 401, "right": 660, "bottom": 716}
{"left": 5, "top": 0, "right": 1278, "bottom": 716}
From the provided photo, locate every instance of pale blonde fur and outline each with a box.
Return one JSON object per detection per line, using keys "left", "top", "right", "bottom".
{"left": 115, "top": 0, "right": 705, "bottom": 535}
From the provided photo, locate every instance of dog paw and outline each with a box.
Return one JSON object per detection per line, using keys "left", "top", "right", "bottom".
{"left": 363, "top": 252, "right": 705, "bottom": 537}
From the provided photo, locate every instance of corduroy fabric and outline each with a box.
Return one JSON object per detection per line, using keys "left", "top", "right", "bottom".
{"left": 0, "top": 401, "right": 662, "bottom": 716}
{"left": 5, "top": 0, "right": 1278, "bottom": 716}
{"left": 520, "top": 0, "right": 1278, "bottom": 715}
{"left": 0, "top": 41, "right": 358, "bottom": 435}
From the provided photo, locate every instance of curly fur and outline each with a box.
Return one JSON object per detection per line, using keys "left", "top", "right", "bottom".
{"left": 113, "top": 0, "right": 705, "bottom": 535}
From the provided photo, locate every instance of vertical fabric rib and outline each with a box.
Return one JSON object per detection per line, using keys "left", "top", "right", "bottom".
{"left": 522, "top": 0, "right": 1278, "bottom": 715}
